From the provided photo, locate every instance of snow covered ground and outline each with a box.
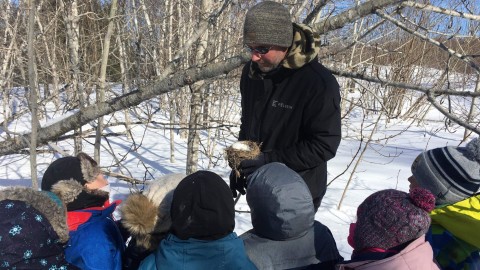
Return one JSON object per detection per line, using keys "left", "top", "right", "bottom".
{"left": 0, "top": 87, "right": 471, "bottom": 259}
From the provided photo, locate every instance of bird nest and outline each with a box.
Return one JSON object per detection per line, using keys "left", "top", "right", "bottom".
{"left": 225, "top": 141, "right": 261, "bottom": 178}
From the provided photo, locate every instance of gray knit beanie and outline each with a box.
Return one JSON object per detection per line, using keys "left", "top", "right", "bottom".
{"left": 243, "top": 1, "right": 293, "bottom": 48}
{"left": 411, "top": 137, "right": 480, "bottom": 205}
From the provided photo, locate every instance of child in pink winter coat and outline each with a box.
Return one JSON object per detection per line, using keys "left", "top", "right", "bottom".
{"left": 337, "top": 188, "right": 440, "bottom": 270}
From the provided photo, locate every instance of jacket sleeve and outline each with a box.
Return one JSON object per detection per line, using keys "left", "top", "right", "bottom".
{"left": 138, "top": 253, "right": 157, "bottom": 270}
{"left": 69, "top": 220, "right": 124, "bottom": 270}
{"left": 268, "top": 68, "right": 341, "bottom": 171}
{"left": 75, "top": 241, "right": 122, "bottom": 270}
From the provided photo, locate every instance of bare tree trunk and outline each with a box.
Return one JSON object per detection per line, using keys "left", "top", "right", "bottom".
{"left": 61, "top": 0, "right": 83, "bottom": 154}
{"left": 116, "top": 23, "right": 133, "bottom": 140}
{"left": 35, "top": 3, "right": 60, "bottom": 108}
{"left": 138, "top": 0, "right": 161, "bottom": 76}
{"left": 169, "top": 99, "right": 176, "bottom": 163}
{"left": 167, "top": 0, "right": 176, "bottom": 162}
{"left": 27, "top": 0, "right": 39, "bottom": 189}
{"left": 177, "top": 3, "right": 189, "bottom": 140}
{"left": 1, "top": 3, "right": 19, "bottom": 129}
{"left": 94, "top": 0, "right": 118, "bottom": 162}
{"left": 186, "top": 0, "right": 211, "bottom": 174}
{"left": 186, "top": 83, "right": 204, "bottom": 174}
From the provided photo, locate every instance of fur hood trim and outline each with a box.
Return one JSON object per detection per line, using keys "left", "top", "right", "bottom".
{"left": 50, "top": 179, "right": 109, "bottom": 204}
{"left": 78, "top": 152, "right": 101, "bottom": 183}
{"left": 120, "top": 173, "right": 185, "bottom": 250}
{"left": 0, "top": 187, "right": 69, "bottom": 243}
{"left": 50, "top": 179, "right": 84, "bottom": 204}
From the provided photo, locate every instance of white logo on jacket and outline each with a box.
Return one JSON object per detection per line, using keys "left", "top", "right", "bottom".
{"left": 272, "top": 100, "right": 293, "bottom": 109}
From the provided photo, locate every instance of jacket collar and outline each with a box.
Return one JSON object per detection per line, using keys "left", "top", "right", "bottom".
{"left": 67, "top": 200, "right": 120, "bottom": 231}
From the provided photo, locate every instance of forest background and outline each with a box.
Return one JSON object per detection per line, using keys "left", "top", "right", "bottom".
{"left": 0, "top": 0, "right": 479, "bottom": 258}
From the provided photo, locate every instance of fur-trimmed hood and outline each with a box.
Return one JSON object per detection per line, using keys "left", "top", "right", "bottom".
{"left": 0, "top": 187, "right": 69, "bottom": 243}
{"left": 49, "top": 179, "right": 109, "bottom": 211}
{"left": 249, "top": 23, "right": 321, "bottom": 79}
{"left": 41, "top": 153, "right": 108, "bottom": 211}
{"left": 120, "top": 173, "right": 185, "bottom": 250}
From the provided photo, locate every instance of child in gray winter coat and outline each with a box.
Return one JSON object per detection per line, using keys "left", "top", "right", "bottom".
{"left": 240, "top": 162, "right": 343, "bottom": 270}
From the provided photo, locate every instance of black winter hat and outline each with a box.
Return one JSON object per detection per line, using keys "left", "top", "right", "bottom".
{"left": 171, "top": 171, "right": 235, "bottom": 240}
{"left": 41, "top": 153, "right": 107, "bottom": 211}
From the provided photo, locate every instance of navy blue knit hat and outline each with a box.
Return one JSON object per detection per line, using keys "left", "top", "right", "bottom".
{"left": 412, "top": 137, "right": 480, "bottom": 205}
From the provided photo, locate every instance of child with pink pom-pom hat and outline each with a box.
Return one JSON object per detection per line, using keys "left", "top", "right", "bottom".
{"left": 337, "top": 187, "right": 440, "bottom": 269}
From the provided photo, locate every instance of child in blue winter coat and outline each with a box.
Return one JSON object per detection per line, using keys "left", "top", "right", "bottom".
{"left": 41, "top": 153, "right": 124, "bottom": 270}
{"left": 139, "top": 170, "right": 257, "bottom": 270}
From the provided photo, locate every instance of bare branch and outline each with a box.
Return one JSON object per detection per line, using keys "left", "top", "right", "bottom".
{"left": 401, "top": 1, "right": 480, "bottom": 21}
{"left": 427, "top": 91, "right": 480, "bottom": 135}
{"left": 328, "top": 66, "right": 480, "bottom": 97}
{"left": 375, "top": 9, "right": 480, "bottom": 72}
{"left": 303, "top": 0, "right": 329, "bottom": 25}
{"left": 313, "top": 0, "right": 405, "bottom": 34}
{"left": 0, "top": 54, "right": 250, "bottom": 156}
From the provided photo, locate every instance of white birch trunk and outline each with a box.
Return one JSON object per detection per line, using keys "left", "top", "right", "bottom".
{"left": 186, "top": 0, "right": 211, "bottom": 174}
{"left": 116, "top": 24, "right": 133, "bottom": 140}
{"left": 167, "top": 0, "right": 176, "bottom": 162}
{"left": 94, "top": 0, "right": 118, "bottom": 162}
{"left": 62, "top": 0, "right": 82, "bottom": 154}
{"left": 138, "top": 0, "right": 161, "bottom": 76}
{"left": 0, "top": 3, "right": 18, "bottom": 127}
{"left": 27, "top": 0, "right": 39, "bottom": 189}
{"left": 35, "top": 3, "right": 60, "bottom": 108}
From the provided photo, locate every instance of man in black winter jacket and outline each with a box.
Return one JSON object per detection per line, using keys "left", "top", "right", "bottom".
{"left": 230, "top": 1, "right": 341, "bottom": 211}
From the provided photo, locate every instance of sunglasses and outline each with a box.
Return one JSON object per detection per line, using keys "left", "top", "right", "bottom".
{"left": 244, "top": 45, "right": 273, "bottom": 55}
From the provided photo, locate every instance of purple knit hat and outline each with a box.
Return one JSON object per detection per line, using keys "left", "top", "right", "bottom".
{"left": 353, "top": 188, "right": 435, "bottom": 251}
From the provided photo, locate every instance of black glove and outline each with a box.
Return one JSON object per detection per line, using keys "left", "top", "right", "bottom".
{"left": 239, "top": 153, "right": 267, "bottom": 179}
{"left": 229, "top": 170, "right": 246, "bottom": 198}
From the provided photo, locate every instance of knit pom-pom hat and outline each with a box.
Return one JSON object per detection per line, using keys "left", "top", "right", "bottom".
{"left": 353, "top": 188, "right": 435, "bottom": 252}
{"left": 412, "top": 137, "right": 480, "bottom": 205}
